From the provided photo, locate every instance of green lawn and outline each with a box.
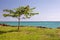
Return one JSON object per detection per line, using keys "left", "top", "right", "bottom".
{"left": 0, "top": 26, "right": 60, "bottom": 40}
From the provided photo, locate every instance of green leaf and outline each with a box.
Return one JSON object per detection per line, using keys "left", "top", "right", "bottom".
{"left": 3, "top": 14, "right": 9, "bottom": 17}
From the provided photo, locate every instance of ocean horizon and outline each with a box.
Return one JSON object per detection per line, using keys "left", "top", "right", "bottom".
{"left": 0, "top": 21, "right": 60, "bottom": 28}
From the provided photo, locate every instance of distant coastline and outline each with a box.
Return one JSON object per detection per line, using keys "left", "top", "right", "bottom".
{"left": 0, "top": 21, "right": 60, "bottom": 28}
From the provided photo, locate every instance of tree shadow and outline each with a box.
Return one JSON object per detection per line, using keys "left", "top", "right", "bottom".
{"left": 0, "top": 30, "right": 19, "bottom": 34}
{"left": 7, "top": 30, "right": 18, "bottom": 32}
{"left": 0, "top": 31, "right": 7, "bottom": 34}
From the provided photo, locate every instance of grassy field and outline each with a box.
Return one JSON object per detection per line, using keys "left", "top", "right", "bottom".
{"left": 0, "top": 26, "right": 60, "bottom": 40}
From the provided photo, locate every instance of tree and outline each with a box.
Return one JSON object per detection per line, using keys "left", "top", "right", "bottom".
{"left": 3, "top": 5, "right": 39, "bottom": 31}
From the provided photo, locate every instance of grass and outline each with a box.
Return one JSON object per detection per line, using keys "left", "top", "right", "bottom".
{"left": 0, "top": 26, "right": 60, "bottom": 40}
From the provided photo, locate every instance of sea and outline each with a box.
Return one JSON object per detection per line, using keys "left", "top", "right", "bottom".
{"left": 0, "top": 21, "right": 60, "bottom": 28}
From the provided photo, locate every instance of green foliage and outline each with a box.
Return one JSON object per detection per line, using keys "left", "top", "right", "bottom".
{"left": 3, "top": 5, "right": 39, "bottom": 18}
{"left": 3, "top": 14, "right": 9, "bottom": 17}
{"left": 23, "top": 5, "right": 39, "bottom": 18}
{"left": 3, "top": 9, "right": 14, "bottom": 13}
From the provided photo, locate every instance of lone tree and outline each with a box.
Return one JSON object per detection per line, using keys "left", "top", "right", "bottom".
{"left": 3, "top": 5, "right": 39, "bottom": 31}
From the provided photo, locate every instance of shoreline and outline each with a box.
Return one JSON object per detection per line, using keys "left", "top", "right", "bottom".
{"left": 0, "top": 24, "right": 59, "bottom": 29}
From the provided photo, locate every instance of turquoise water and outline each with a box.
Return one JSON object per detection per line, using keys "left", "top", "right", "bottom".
{"left": 0, "top": 21, "right": 60, "bottom": 28}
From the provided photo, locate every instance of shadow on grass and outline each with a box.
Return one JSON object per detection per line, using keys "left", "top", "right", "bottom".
{"left": 0, "top": 31, "right": 7, "bottom": 34}
{"left": 0, "top": 30, "right": 18, "bottom": 34}
{"left": 7, "top": 30, "right": 18, "bottom": 32}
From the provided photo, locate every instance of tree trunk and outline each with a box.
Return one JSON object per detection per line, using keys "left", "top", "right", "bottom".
{"left": 18, "top": 17, "right": 20, "bottom": 31}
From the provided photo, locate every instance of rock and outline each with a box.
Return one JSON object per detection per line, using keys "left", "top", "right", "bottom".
{"left": 0, "top": 24, "right": 9, "bottom": 26}
{"left": 37, "top": 26, "right": 47, "bottom": 28}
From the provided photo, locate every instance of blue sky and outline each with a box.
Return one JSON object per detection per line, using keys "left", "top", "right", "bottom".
{"left": 0, "top": 0, "right": 60, "bottom": 21}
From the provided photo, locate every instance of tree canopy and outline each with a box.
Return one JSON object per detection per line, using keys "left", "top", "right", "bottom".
{"left": 3, "top": 5, "right": 39, "bottom": 18}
